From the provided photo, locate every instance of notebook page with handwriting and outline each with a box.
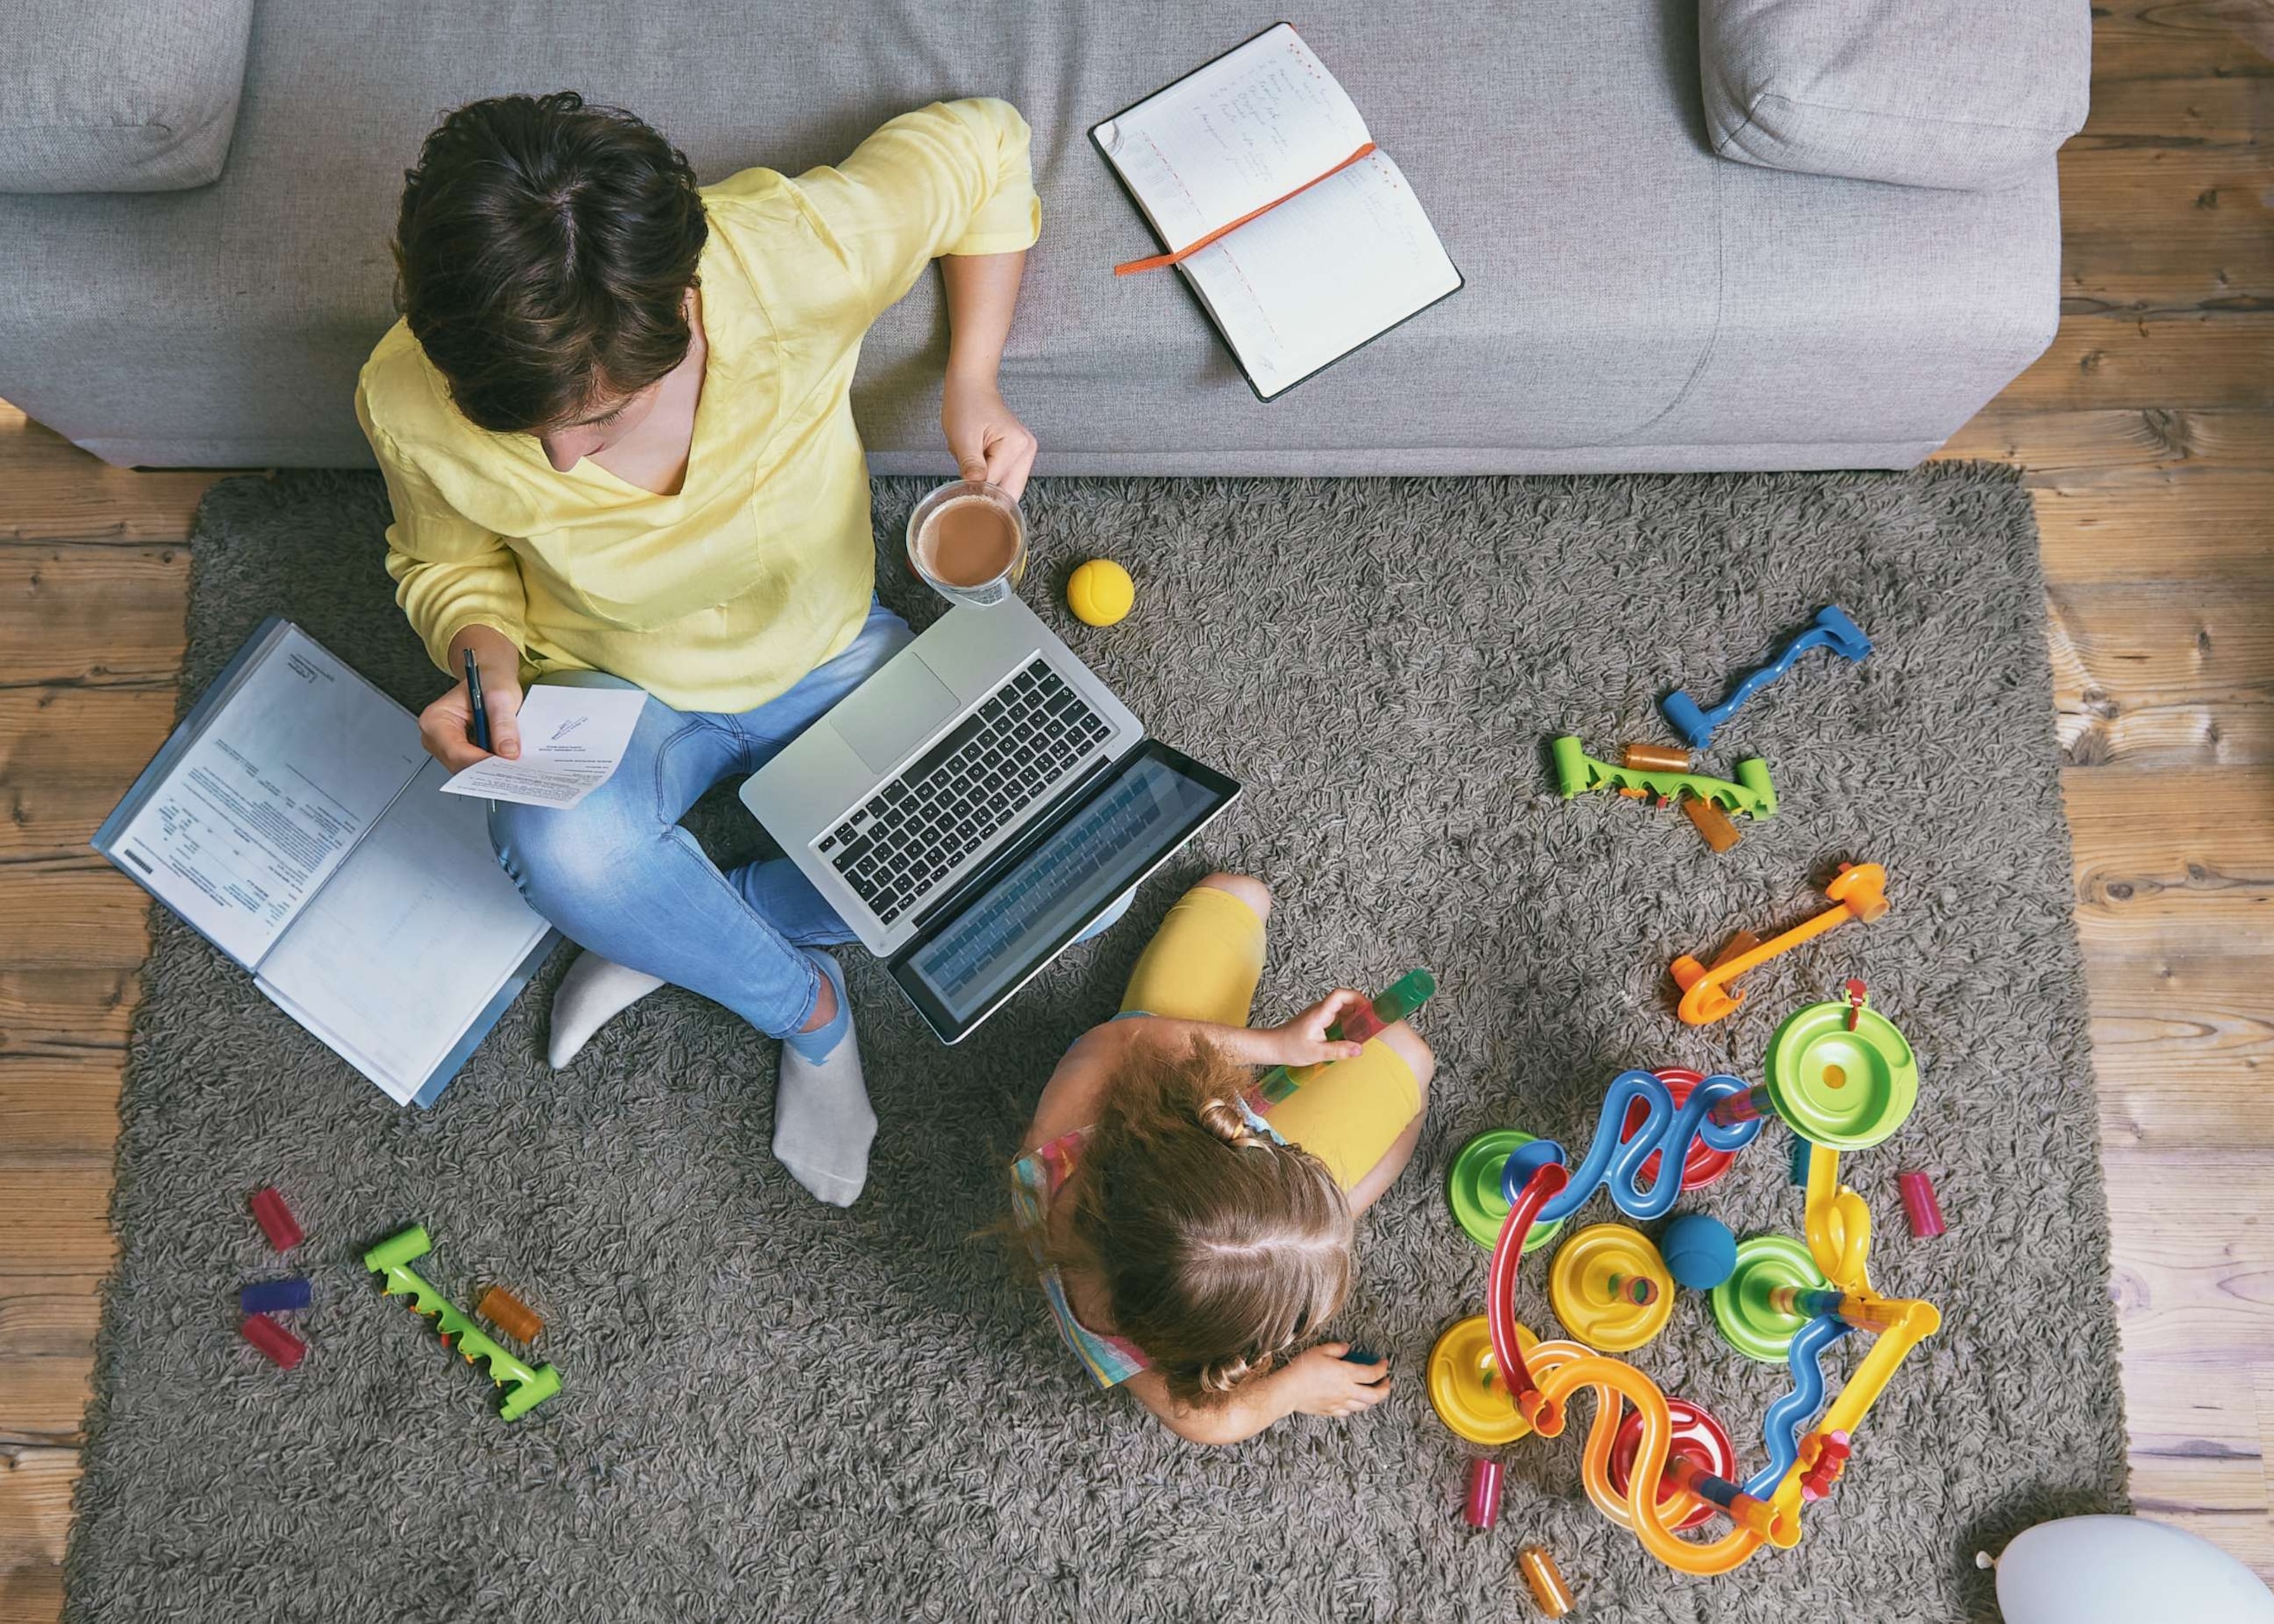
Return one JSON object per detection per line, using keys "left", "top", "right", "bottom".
{"left": 1096, "top": 24, "right": 1370, "bottom": 250}
{"left": 1181, "top": 149, "right": 1462, "bottom": 397}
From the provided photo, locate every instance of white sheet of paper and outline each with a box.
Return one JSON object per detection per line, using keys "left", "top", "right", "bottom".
{"left": 109, "top": 625, "right": 425, "bottom": 966}
{"left": 439, "top": 684, "right": 648, "bottom": 810}
{"left": 259, "top": 759, "right": 551, "bottom": 1103}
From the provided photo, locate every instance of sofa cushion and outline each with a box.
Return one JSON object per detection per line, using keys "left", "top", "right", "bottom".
{"left": 0, "top": 0, "right": 255, "bottom": 192}
{"left": 1700, "top": 0, "right": 2090, "bottom": 190}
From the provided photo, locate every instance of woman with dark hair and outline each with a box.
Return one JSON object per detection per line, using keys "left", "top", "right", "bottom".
{"left": 356, "top": 92, "right": 1042, "bottom": 1205}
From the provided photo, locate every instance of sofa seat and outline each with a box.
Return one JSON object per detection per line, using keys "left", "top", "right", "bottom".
{"left": 0, "top": 0, "right": 2059, "bottom": 472}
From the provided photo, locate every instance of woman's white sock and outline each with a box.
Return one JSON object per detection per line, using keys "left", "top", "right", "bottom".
{"left": 774, "top": 951, "right": 876, "bottom": 1207}
{"left": 546, "top": 950, "right": 667, "bottom": 1069}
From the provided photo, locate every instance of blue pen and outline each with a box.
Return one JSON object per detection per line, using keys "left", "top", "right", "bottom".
{"left": 464, "top": 648, "right": 492, "bottom": 753}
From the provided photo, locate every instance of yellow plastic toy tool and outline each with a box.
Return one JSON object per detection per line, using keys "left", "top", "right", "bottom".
{"left": 1668, "top": 862, "right": 1890, "bottom": 1025}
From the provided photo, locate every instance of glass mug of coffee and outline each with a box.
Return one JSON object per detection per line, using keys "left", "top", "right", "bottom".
{"left": 906, "top": 480, "right": 1027, "bottom": 608}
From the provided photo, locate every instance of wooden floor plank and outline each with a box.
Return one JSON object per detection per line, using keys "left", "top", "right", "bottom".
{"left": 0, "top": 871, "right": 152, "bottom": 972}
{"left": 2026, "top": 477, "right": 2274, "bottom": 585}
{"left": 0, "top": 970, "right": 136, "bottom": 1060}
{"left": 0, "top": 691, "right": 176, "bottom": 862}
{"left": 1939, "top": 407, "right": 2274, "bottom": 479}
{"left": 0, "top": 546, "right": 188, "bottom": 691}
{"left": 2107, "top": 1151, "right": 2274, "bottom": 1364}
{"left": 0, "top": 1369, "right": 90, "bottom": 1449}
{"left": 0, "top": 1059, "right": 118, "bottom": 1164}
{"left": 0, "top": 1280, "right": 104, "bottom": 1363}
{"left": 2074, "top": 76, "right": 2274, "bottom": 147}
{"left": 2087, "top": 0, "right": 2274, "bottom": 82}
{"left": 2092, "top": 956, "right": 2274, "bottom": 1151}
{"left": 1994, "top": 313, "right": 2274, "bottom": 412}
{"left": 0, "top": 403, "right": 218, "bottom": 546}
{"left": 0, "top": 1170, "right": 116, "bottom": 1279}
{"left": 0, "top": 1562, "right": 64, "bottom": 1624}
{"left": 2062, "top": 766, "right": 2274, "bottom": 959}
{"left": 2049, "top": 580, "right": 2274, "bottom": 768}
{"left": 2059, "top": 145, "right": 2273, "bottom": 312}
{"left": 0, "top": 1445, "right": 76, "bottom": 1568}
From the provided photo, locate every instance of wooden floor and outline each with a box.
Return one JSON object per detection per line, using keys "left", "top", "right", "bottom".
{"left": 2, "top": 10, "right": 2270, "bottom": 1617}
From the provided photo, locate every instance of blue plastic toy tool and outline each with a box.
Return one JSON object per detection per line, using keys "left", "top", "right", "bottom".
{"left": 1662, "top": 605, "right": 1871, "bottom": 750}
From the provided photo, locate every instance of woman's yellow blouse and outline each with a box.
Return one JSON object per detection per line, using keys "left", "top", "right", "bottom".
{"left": 355, "top": 98, "right": 1040, "bottom": 714}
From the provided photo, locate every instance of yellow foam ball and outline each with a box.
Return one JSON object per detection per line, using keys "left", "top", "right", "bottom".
{"left": 1066, "top": 559, "right": 1136, "bottom": 627}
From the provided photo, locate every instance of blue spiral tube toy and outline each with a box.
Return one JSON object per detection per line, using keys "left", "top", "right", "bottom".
{"left": 1745, "top": 1314, "right": 1852, "bottom": 1499}
{"left": 1503, "top": 1069, "right": 1762, "bottom": 1224}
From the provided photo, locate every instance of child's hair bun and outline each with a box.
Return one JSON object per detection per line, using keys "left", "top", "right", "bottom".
{"left": 1196, "top": 1095, "right": 1267, "bottom": 1151}
{"left": 1198, "top": 1351, "right": 1259, "bottom": 1394}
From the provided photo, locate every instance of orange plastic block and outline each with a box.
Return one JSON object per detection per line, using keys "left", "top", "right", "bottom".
{"left": 477, "top": 1284, "right": 544, "bottom": 1343}
{"left": 1678, "top": 791, "right": 1743, "bottom": 852}
{"left": 1621, "top": 742, "right": 1692, "bottom": 774}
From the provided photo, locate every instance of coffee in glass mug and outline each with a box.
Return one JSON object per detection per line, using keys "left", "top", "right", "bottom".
{"left": 906, "top": 480, "right": 1027, "bottom": 607}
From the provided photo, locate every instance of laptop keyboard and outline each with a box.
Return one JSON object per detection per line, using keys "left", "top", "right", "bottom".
{"left": 818, "top": 658, "right": 1112, "bottom": 925}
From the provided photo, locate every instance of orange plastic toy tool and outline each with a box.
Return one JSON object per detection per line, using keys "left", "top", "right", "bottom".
{"left": 1668, "top": 863, "right": 1891, "bottom": 1025}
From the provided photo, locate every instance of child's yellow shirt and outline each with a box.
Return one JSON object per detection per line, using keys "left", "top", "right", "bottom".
{"left": 355, "top": 98, "right": 1039, "bottom": 713}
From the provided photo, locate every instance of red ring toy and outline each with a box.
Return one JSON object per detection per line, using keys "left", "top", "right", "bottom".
{"left": 1620, "top": 1069, "right": 1736, "bottom": 1192}
{"left": 1607, "top": 1398, "right": 1737, "bottom": 1532}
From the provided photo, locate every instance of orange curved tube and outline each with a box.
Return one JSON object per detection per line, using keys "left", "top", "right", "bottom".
{"left": 1523, "top": 1340, "right": 1773, "bottom": 1574}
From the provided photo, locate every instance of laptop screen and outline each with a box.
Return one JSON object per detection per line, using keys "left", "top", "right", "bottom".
{"left": 893, "top": 743, "right": 1236, "bottom": 1036}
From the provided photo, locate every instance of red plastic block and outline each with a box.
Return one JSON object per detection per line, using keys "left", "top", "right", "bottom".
{"left": 1896, "top": 1170, "right": 1945, "bottom": 1239}
{"left": 1464, "top": 1457, "right": 1503, "bottom": 1529}
{"left": 249, "top": 1187, "right": 303, "bottom": 1252}
{"left": 241, "top": 1313, "right": 306, "bottom": 1369}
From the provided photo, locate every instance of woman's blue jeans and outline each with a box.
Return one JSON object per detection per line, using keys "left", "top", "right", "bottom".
{"left": 488, "top": 601, "right": 913, "bottom": 1039}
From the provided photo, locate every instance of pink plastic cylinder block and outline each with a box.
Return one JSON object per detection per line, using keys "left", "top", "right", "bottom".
{"left": 1896, "top": 1170, "right": 1945, "bottom": 1238}
{"left": 249, "top": 1187, "right": 303, "bottom": 1252}
{"left": 241, "top": 1313, "right": 306, "bottom": 1370}
{"left": 1464, "top": 1457, "right": 1503, "bottom": 1529}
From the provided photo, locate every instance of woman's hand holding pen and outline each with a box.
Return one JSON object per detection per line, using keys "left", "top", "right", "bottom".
{"left": 420, "top": 624, "right": 523, "bottom": 771}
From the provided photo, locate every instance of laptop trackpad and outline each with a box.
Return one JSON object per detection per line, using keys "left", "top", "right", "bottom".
{"left": 831, "top": 654, "right": 959, "bottom": 774}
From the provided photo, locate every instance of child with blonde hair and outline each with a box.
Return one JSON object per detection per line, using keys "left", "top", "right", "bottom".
{"left": 1013, "top": 873, "right": 1434, "bottom": 1443}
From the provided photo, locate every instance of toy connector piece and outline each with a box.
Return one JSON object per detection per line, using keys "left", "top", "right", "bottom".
{"left": 1551, "top": 736, "right": 1776, "bottom": 819}
{"left": 241, "top": 1278, "right": 312, "bottom": 1315}
{"left": 477, "top": 1284, "right": 545, "bottom": 1343}
{"left": 249, "top": 1187, "right": 303, "bottom": 1252}
{"left": 363, "top": 1226, "right": 562, "bottom": 1421}
{"left": 241, "top": 1313, "right": 306, "bottom": 1369}
{"left": 1662, "top": 605, "right": 1872, "bottom": 750}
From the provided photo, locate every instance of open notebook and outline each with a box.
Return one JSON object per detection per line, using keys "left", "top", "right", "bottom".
{"left": 93, "top": 619, "right": 557, "bottom": 1106}
{"left": 1093, "top": 23, "right": 1463, "bottom": 400}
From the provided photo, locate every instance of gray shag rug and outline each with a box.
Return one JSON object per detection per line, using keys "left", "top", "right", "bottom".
{"left": 67, "top": 467, "right": 2125, "bottom": 1624}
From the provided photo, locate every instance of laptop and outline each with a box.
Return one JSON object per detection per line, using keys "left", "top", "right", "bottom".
{"left": 740, "top": 595, "right": 1239, "bottom": 1044}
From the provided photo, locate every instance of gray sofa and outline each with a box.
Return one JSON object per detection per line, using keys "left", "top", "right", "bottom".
{"left": 0, "top": 0, "right": 2088, "bottom": 474}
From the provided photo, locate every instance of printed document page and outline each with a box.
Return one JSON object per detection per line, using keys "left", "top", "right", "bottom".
{"left": 107, "top": 626, "right": 424, "bottom": 967}
{"left": 258, "top": 758, "right": 551, "bottom": 1103}
{"left": 440, "top": 684, "right": 648, "bottom": 810}
{"left": 1181, "top": 150, "right": 1462, "bottom": 397}
{"left": 1096, "top": 24, "right": 1371, "bottom": 250}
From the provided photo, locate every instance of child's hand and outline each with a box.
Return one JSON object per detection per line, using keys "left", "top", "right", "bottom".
{"left": 1269, "top": 990, "right": 1373, "bottom": 1067}
{"left": 1279, "top": 1343, "right": 1393, "bottom": 1418}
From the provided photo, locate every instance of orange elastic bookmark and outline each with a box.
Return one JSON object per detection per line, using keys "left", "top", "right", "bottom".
{"left": 1113, "top": 141, "right": 1377, "bottom": 275}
